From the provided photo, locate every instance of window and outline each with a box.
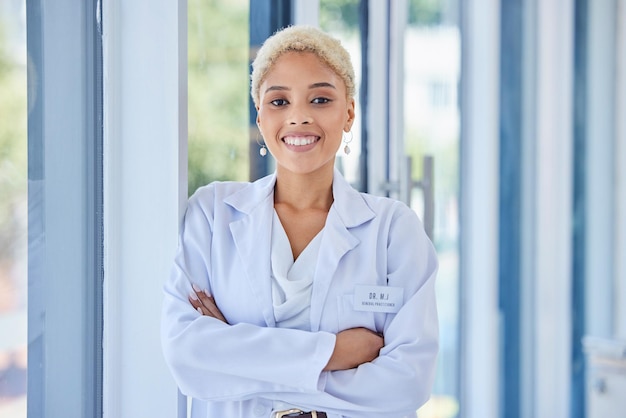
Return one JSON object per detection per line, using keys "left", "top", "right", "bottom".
{"left": 404, "top": 2, "right": 460, "bottom": 417}
{"left": 187, "top": 0, "right": 250, "bottom": 194}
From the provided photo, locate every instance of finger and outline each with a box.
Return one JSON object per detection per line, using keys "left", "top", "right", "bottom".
{"left": 191, "top": 296, "right": 216, "bottom": 318}
{"left": 189, "top": 290, "right": 213, "bottom": 317}
{"left": 191, "top": 284, "right": 213, "bottom": 312}
{"left": 190, "top": 284, "right": 227, "bottom": 322}
{"left": 198, "top": 292, "right": 227, "bottom": 322}
{"left": 188, "top": 292, "right": 202, "bottom": 309}
{"left": 192, "top": 283, "right": 205, "bottom": 299}
{"left": 194, "top": 287, "right": 213, "bottom": 308}
{"left": 205, "top": 296, "right": 227, "bottom": 322}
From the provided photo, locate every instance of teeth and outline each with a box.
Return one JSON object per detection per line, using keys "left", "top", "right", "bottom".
{"left": 283, "top": 136, "right": 318, "bottom": 146}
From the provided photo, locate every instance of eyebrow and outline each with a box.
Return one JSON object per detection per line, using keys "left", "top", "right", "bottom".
{"left": 264, "top": 82, "right": 337, "bottom": 94}
{"left": 309, "top": 82, "right": 336, "bottom": 90}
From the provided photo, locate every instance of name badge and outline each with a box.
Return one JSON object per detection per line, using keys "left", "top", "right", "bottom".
{"left": 353, "top": 285, "right": 404, "bottom": 313}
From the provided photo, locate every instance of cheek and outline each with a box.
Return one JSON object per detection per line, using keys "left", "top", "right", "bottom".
{"left": 257, "top": 110, "right": 275, "bottom": 133}
{"left": 331, "top": 115, "right": 349, "bottom": 134}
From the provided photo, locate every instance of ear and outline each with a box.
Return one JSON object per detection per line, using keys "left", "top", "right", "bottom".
{"left": 344, "top": 98, "right": 356, "bottom": 132}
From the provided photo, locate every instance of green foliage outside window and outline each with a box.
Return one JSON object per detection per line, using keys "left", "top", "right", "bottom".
{"left": 320, "top": 0, "right": 359, "bottom": 32}
{"left": 188, "top": 0, "right": 250, "bottom": 195}
{"left": 319, "top": 0, "right": 446, "bottom": 31}
{"left": 409, "top": 0, "right": 445, "bottom": 26}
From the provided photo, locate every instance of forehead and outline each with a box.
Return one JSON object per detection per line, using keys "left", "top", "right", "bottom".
{"left": 262, "top": 51, "right": 345, "bottom": 89}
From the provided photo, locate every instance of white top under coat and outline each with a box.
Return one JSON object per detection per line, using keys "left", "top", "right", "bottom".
{"left": 271, "top": 210, "right": 323, "bottom": 331}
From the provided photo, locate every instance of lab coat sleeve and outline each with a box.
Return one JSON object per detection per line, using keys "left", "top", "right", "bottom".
{"left": 161, "top": 189, "right": 337, "bottom": 401}
{"left": 280, "top": 205, "right": 438, "bottom": 417}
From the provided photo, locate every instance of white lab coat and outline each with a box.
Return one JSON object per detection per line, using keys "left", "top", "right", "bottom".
{"left": 161, "top": 169, "right": 439, "bottom": 418}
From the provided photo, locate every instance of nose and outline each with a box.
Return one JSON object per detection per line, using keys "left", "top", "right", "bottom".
{"left": 288, "top": 102, "right": 313, "bottom": 125}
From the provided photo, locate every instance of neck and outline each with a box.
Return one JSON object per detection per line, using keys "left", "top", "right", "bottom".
{"left": 274, "top": 166, "right": 334, "bottom": 211}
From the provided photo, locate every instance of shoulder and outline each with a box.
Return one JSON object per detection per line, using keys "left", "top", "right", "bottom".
{"left": 355, "top": 193, "right": 428, "bottom": 247}
{"left": 359, "top": 192, "right": 417, "bottom": 222}
{"left": 332, "top": 169, "right": 416, "bottom": 228}
{"left": 184, "top": 180, "right": 252, "bottom": 224}
{"left": 359, "top": 192, "right": 407, "bottom": 211}
{"left": 190, "top": 181, "right": 251, "bottom": 205}
{"left": 184, "top": 173, "right": 275, "bottom": 221}
{"left": 331, "top": 168, "right": 411, "bottom": 218}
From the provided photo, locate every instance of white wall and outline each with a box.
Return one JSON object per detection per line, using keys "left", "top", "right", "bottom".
{"left": 529, "top": 1, "right": 574, "bottom": 416}
{"left": 103, "top": 1, "right": 187, "bottom": 417}
{"left": 459, "top": 1, "right": 501, "bottom": 417}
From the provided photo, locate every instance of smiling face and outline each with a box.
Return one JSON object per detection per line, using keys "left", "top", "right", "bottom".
{"left": 256, "top": 51, "right": 355, "bottom": 177}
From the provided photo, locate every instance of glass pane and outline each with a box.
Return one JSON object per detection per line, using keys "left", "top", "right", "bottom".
{"left": 319, "top": 0, "right": 363, "bottom": 190}
{"left": 405, "top": 0, "right": 460, "bottom": 417}
{"left": 0, "top": 0, "right": 27, "bottom": 416}
{"left": 188, "top": 0, "right": 250, "bottom": 194}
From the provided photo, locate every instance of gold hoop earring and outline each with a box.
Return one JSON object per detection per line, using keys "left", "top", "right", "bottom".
{"left": 342, "top": 131, "right": 353, "bottom": 155}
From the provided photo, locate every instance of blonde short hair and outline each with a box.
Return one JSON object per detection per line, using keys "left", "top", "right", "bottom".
{"left": 251, "top": 25, "right": 356, "bottom": 107}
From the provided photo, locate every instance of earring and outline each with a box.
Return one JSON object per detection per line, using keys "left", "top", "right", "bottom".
{"left": 256, "top": 129, "right": 267, "bottom": 157}
{"left": 343, "top": 131, "right": 353, "bottom": 155}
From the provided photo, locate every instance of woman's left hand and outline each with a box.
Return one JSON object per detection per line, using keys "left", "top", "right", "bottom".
{"left": 189, "top": 284, "right": 228, "bottom": 323}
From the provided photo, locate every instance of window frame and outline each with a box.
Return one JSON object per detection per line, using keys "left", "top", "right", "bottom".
{"left": 458, "top": 1, "right": 501, "bottom": 416}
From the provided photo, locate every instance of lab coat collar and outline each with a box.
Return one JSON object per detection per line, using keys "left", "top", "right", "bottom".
{"left": 330, "top": 167, "right": 375, "bottom": 228}
{"left": 223, "top": 168, "right": 375, "bottom": 228}
{"left": 223, "top": 171, "right": 277, "bottom": 215}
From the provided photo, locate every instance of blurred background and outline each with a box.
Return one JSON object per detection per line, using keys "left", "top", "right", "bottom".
{"left": 0, "top": 0, "right": 27, "bottom": 416}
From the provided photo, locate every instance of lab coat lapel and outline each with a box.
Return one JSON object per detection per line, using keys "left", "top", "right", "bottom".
{"left": 310, "top": 169, "right": 375, "bottom": 331}
{"left": 225, "top": 174, "right": 277, "bottom": 327}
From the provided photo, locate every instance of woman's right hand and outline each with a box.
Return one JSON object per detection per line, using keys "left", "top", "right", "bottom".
{"left": 189, "top": 284, "right": 228, "bottom": 323}
{"left": 323, "top": 328, "right": 384, "bottom": 371}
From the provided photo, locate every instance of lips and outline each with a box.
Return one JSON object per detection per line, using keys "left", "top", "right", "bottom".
{"left": 282, "top": 135, "right": 320, "bottom": 146}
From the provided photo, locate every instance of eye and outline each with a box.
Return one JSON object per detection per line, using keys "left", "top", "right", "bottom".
{"left": 311, "top": 97, "right": 331, "bottom": 104}
{"left": 270, "top": 98, "right": 289, "bottom": 107}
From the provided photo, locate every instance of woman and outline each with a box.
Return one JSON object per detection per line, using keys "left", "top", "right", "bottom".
{"left": 161, "top": 25, "right": 438, "bottom": 418}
